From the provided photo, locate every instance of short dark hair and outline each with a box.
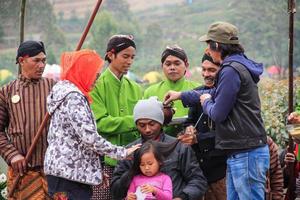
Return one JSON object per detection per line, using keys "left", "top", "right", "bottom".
{"left": 208, "top": 40, "right": 244, "bottom": 60}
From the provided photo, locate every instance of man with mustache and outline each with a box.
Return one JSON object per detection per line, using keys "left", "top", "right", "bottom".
{"left": 144, "top": 45, "right": 198, "bottom": 136}
{"left": 90, "top": 35, "right": 142, "bottom": 200}
{"left": 0, "top": 40, "right": 56, "bottom": 199}
{"left": 111, "top": 97, "right": 207, "bottom": 200}
{"left": 165, "top": 22, "right": 269, "bottom": 199}
{"left": 178, "top": 53, "right": 227, "bottom": 200}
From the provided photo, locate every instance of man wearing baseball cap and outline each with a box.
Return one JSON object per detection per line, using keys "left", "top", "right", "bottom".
{"left": 90, "top": 34, "right": 142, "bottom": 199}
{"left": 165, "top": 22, "right": 269, "bottom": 199}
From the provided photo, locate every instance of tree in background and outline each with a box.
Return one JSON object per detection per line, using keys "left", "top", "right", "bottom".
{"left": 88, "top": 11, "right": 118, "bottom": 57}
{"left": 229, "top": 0, "right": 300, "bottom": 68}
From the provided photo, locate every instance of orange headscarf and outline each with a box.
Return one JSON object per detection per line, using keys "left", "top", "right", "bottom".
{"left": 60, "top": 49, "right": 104, "bottom": 103}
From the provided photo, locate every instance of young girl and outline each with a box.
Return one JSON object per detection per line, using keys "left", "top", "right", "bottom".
{"left": 126, "top": 140, "right": 173, "bottom": 200}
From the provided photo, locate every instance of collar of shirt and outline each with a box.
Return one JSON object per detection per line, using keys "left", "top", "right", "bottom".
{"left": 18, "top": 74, "right": 40, "bottom": 87}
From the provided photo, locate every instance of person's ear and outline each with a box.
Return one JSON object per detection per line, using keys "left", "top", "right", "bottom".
{"left": 107, "top": 51, "right": 115, "bottom": 61}
{"left": 185, "top": 61, "right": 189, "bottom": 68}
{"left": 18, "top": 57, "right": 24, "bottom": 65}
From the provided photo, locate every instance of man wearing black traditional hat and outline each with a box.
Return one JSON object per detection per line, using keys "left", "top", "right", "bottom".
{"left": 178, "top": 53, "right": 227, "bottom": 200}
{"left": 90, "top": 35, "right": 142, "bottom": 200}
{"left": 0, "top": 40, "right": 56, "bottom": 199}
{"left": 144, "top": 45, "right": 199, "bottom": 137}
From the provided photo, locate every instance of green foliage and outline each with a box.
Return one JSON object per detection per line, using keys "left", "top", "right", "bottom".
{"left": 0, "top": 173, "right": 7, "bottom": 200}
{"left": 0, "top": 51, "right": 18, "bottom": 74}
{"left": 88, "top": 11, "right": 118, "bottom": 57}
{"left": 260, "top": 78, "right": 300, "bottom": 147}
{"left": 229, "top": 0, "right": 288, "bottom": 67}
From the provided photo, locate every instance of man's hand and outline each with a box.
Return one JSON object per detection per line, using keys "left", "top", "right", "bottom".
{"left": 200, "top": 93, "right": 211, "bottom": 105}
{"left": 164, "top": 90, "right": 182, "bottom": 105}
{"left": 173, "top": 198, "right": 183, "bottom": 200}
{"left": 127, "top": 192, "right": 137, "bottom": 200}
{"left": 288, "top": 112, "right": 300, "bottom": 124}
{"left": 10, "top": 154, "right": 26, "bottom": 176}
{"left": 178, "top": 126, "right": 197, "bottom": 145}
{"left": 285, "top": 152, "right": 295, "bottom": 164}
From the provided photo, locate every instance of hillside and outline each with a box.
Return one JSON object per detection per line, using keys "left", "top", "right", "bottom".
{"left": 127, "top": 0, "right": 185, "bottom": 11}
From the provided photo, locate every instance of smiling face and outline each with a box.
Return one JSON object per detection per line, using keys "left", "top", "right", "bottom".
{"left": 107, "top": 46, "right": 136, "bottom": 79}
{"left": 201, "top": 60, "right": 220, "bottom": 88}
{"left": 18, "top": 52, "right": 46, "bottom": 79}
{"left": 139, "top": 151, "right": 160, "bottom": 177}
{"left": 162, "top": 55, "right": 187, "bottom": 82}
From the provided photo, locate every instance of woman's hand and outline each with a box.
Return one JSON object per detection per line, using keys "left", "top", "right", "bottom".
{"left": 126, "top": 144, "right": 141, "bottom": 157}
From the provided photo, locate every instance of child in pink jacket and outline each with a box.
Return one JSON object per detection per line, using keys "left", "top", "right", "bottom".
{"left": 127, "top": 140, "right": 172, "bottom": 200}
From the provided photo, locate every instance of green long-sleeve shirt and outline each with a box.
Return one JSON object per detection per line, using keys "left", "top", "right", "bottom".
{"left": 91, "top": 69, "right": 142, "bottom": 166}
{"left": 144, "top": 77, "right": 199, "bottom": 136}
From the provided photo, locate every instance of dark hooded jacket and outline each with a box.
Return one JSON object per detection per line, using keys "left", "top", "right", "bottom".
{"left": 111, "top": 133, "right": 207, "bottom": 200}
{"left": 202, "top": 53, "right": 267, "bottom": 151}
{"left": 181, "top": 53, "right": 267, "bottom": 152}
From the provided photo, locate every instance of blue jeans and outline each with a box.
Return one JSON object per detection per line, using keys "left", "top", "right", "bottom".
{"left": 226, "top": 145, "right": 270, "bottom": 200}
{"left": 47, "top": 175, "right": 92, "bottom": 200}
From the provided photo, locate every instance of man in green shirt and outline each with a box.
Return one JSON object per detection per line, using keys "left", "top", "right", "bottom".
{"left": 144, "top": 45, "right": 199, "bottom": 136}
{"left": 90, "top": 35, "right": 142, "bottom": 200}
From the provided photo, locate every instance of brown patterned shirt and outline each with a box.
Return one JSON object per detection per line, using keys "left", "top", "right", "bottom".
{"left": 266, "top": 136, "right": 284, "bottom": 200}
{"left": 0, "top": 75, "right": 55, "bottom": 167}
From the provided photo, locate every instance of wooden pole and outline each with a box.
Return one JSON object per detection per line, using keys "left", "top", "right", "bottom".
{"left": 8, "top": 0, "right": 103, "bottom": 197}
{"left": 18, "top": 0, "right": 26, "bottom": 75}
{"left": 76, "top": 0, "right": 103, "bottom": 51}
{"left": 287, "top": 0, "right": 296, "bottom": 199}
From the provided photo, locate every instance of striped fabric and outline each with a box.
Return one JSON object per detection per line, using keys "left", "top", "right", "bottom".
{"left": 266, "top": 136, "right": 284, "bottom": 200}
{"left": 7, "top": 167, "right": 50, "bottom": 200}
{"left": 0, "top": 75, "right": 55, "bottom": 167}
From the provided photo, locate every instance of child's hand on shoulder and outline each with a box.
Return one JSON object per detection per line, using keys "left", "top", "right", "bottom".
{"left": 141, "top": 184, "right": 156, "bottom": 195}
{"left": 127, "top": 192, "right": 137, "bottom": 200}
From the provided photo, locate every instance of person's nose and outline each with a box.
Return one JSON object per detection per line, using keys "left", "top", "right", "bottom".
{"left": 145, "top": 125, "right": 151, "bottom": 133}
{"left": 203, "top": 70, "right": 210, "bottom": 77}
{"left": 127, "top": 57, "right": 133, "bottom": 65}
{"left": 169, "top": 64, "right": 176, "bottom": 71}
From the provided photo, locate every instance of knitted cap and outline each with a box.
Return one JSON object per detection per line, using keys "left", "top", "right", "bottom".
{"left": 133, "top": 97, "right": 164, "bottom": 125}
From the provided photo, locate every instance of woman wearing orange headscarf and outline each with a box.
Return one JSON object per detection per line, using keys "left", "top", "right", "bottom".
{"left": 44, "top": 49, "right": 140, "bottom": 199}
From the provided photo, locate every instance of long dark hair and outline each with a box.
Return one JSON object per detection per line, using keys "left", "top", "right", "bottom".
{"left": 128, "top": 139, "right": 179, "bottom": 179}
{"left": 208, "top": 40, "right": 244, "bottom": 60}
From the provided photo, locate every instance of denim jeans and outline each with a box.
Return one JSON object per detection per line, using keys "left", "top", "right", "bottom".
{"left": 47, "top": 175, "right": 92, "bottom": 200}
{"left": 226, "top": 145, "right": 270, "bottom": 200}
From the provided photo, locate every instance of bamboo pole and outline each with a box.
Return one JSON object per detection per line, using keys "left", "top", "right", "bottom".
{"left": 287, "top": 0, "right": 296, "bottom": 199}
{"left": 8, "top": 0, "right": 103, "bottom": 197}
{"left": 18, "top": 0, "right": 26, "bottom": 75}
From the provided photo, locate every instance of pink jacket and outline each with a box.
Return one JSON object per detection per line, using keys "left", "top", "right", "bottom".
{"left": 127, "top": 173, "right": 172, "bottom": 200}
